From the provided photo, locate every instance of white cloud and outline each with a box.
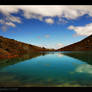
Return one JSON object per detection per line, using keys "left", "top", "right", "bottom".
{"left": 0, "top": 19, "right": 5, "bottom": 24}
{"left": 1, "top": 5, "right": 92, "bottom": 30}
{"left": 68, "top": 23, "right": 92, "bottom": 36}
{"left": 45, "top": 18, "right": 54, "bottom": 24}
{"left": 56, "top": 43, "right": 64, "bottom": 49}
{"left": 39, "top": 43, "right": 64, "bottom": 49}
{"left": 0, "top": 17, "right": 20, "bottom": 31}
{"left": 0, "top": 5, "right": 92, "bottom": 21}
{"left": 17, "top": 5, "right": 92, "bottom": 19}
{"left": 45, "top": 43, "right": 65, "bottom": 49}
{"left": 0, "top": 6, "right": 19, "bottom": 15}
{"left": 0, "top": 15, "right": 21, "bottom": 31}
{"left": 57, "top": 18, "right": 68, "bottom": 24}
{"left": 7, "top": 16, "right": 21, "bottom": 23}
{"left": 5, "top": 22, "right": 16, "bottom": 27}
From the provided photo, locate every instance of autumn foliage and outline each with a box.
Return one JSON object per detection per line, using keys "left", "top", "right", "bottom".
{"left": 0, "top": 36, "right": 54, "bottom": 59}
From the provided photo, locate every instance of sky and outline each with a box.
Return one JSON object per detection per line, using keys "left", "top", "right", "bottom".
{"left": 0, "top": 5, "right": 92, "bottom": 49}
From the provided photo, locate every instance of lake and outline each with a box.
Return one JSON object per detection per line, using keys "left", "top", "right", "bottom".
{"left": 0, "top": 51, "right": 92, "bottom": 87}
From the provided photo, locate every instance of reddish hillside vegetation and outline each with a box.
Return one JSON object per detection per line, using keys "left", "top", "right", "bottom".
{"left": 0, "top": 36, "right": 51, "bottom": 59}
{"left": 58, "top": 35, "right": 92, "bottom": 51}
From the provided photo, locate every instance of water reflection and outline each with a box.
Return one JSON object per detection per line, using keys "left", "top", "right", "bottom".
{"left": 62, "top": 51, "right": 92, "bottom": 75}
{"left": 0, "top": 51, "right": 92, "bottom": 87}
{"left": 56, "top": 53, "right": 64, "bottom": 58}
{"left": 75, "top": 64, "right": 92, "bottom": 74}
{"left": 0, "top": 51, "right": 92, "bottom": 69}
{"left": 62, "top": 51, "right": 92, "bottom": 65}
{"left": 0, "top": 52, "right": 48, "bottom": 68}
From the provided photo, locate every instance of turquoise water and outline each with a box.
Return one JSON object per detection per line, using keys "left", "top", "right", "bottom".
{"left": 0, "top": 51, "right": 92, "bottom": 87}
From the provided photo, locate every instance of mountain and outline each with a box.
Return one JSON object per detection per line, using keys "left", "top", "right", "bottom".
{"left": 58, "top": 35, "right": 92, "bottom": 51}
{"left": 0, "top": 36, "right": 52, "bottom": 59}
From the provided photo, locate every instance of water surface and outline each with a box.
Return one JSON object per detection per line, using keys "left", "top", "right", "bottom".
{"left": 0, "top": 51, "right": 92, "bottom": 87}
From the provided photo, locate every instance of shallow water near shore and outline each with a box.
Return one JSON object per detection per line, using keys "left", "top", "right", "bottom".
{"left": 0, "top": 51, "right": 92, "bottom": 87}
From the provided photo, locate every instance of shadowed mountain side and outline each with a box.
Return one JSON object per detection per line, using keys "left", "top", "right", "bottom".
{"left": 58, "top": 35, "right": 92, "bottom": 51}
{"left": 0, "top": 52, "right": 48, "bottom": 69}
{"left": 62, "top": 51, "right": 92, "bottom": 65}
{"left": 0, "top": 36, "right": 55, "bottom": 59}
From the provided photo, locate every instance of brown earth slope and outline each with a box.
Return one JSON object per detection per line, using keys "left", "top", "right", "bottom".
{"left": 0, "top": 36, "right": 51, "bottom": 59}
{"left": 58, "top": 35, "right": 92, "bottom": 51}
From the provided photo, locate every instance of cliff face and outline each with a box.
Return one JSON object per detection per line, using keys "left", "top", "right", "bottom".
{"left": 0, "top": 36, "right": 48, "bottom": 59}
{"left": 58, "top": 35, "right": 92, "bottom": 51}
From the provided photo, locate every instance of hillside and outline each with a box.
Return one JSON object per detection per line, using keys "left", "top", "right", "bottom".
{"left": 0, "top": 36, "right": 51, "bottom": 59}
{"left": 58, "top": 35, "right": 92, "bottom": 51}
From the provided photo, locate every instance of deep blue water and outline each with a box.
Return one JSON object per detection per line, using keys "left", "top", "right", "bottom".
{"left": 0, "top": 51, "right": 92, "bottom": 87}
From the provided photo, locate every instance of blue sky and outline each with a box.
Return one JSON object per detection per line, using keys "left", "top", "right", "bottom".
{"left": 0, "top": 6, "right": 92, "bottom": 49}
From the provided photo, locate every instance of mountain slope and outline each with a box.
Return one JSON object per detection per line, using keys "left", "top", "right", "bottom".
{"left": 58, "top": 35, "right": 92, "bottom": 51}
{"left": 0, "top": 36, "right": 49, "bottom": 59}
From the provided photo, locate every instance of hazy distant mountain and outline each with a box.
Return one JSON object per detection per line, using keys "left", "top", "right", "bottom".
{"left": 58, "top": 35, "right": 92, "bottom": 51}
{"left": 0, "top": 36, "right": 51, "bottom": 59}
